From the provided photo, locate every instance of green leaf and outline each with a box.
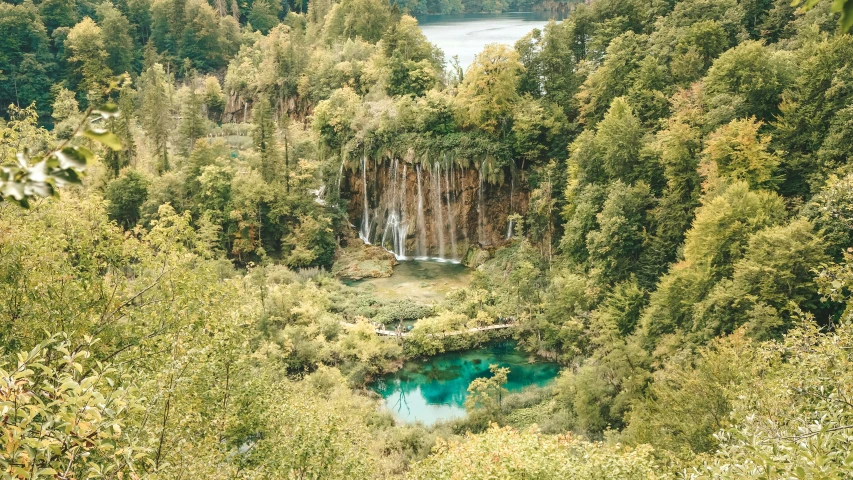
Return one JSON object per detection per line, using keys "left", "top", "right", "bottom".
{"left": 55, "top": 148, "right": 88, "bottom": 170}
{"left": 94, "top": 103, "right": 120, "bottom": 119}
{"left": 840, "top": 0, "right": 853, "bottom": 32}
{"left": 1, "top": 180, "right": 25, "bottom": 201}
{"left": 83, "top": 128, "right": 122, "bottom": 151}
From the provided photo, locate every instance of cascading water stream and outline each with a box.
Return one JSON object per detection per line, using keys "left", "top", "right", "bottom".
{"left": 360, "top": 153, "right": 370, "bottom": 244}
{"left": 351, "top": 156, "right": 510, "bottom": 263}
{"left": 379, "top": 159, "right": 408, "bottom": 260}
{"left": 380, "top": 158, "right": 395, "bottom": 252}
{"left": 416, "top": 165, "right": 427, "bottom": 258}
{"left": 433, "top": 161, "right": 446, "bottom": 259}
{"left": 478, "top": 159, "right": 485, "bottom": 245}
{"left": 336, "top": 157, "right": 345, "bottom": 198}
{"left": 459, "top": 165, "right": 469, "bottom": 246}
{"left": 444, "top": 155, "right": 457, "bottom": 260}
{"left": 506, "top": 172, "right": 514, "bottom": 239}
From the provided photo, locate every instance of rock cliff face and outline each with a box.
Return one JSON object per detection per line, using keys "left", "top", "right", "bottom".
{"left": 341, "top": 155, "right": 528, "bottom": 262}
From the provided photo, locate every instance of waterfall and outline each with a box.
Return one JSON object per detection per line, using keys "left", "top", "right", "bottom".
{"left": 444, "top": 155, "right": 457, "bottom": 260}
{"left": 416, "top": 164, "right": 427, "bottom": 258}
{"left": 379, "top": 158, "right": 408, "bottom": 260}
{"left": 359, "top": 153, "right": 370, "bottom": 244}
{"left": 460, "top": 166, "right": 469, "bottom": 246}
{"left": 380, "top": 159, "right": 393, "bottom": 251}
{"left": 506, "top": 172, "right": 514, "bottom": 240}
{"left": 398, "top": 164, "right": 407, "bottom": 257}
{"left": 351, "top": 155, "right": 511, "bottom": 262}
{"left": 433, "top": 161, "right": 446, "bottom": 259}
{"left": 477, "top": 160, "right": 485, "bottom": 245}
{"left": 336, "top": 157, "right": 345, "bottom": 198}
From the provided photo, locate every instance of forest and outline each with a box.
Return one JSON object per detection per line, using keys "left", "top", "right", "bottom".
{"left": 3, "top": 0, "right": 853, "bottom": 477}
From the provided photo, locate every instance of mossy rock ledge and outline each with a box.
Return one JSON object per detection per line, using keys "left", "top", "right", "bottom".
{"left": 462, "top": 244, "right": 492, "bottom": 268}
{"left": 332, "top": 241, "right": 399, "bottom": 280}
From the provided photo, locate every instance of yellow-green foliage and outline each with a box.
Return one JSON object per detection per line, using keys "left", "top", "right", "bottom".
{"left": 408, "top": 425, "right": 667, "bottom": 479}
{"left": 0, "top": 337, "right": 148, "bottom": 479}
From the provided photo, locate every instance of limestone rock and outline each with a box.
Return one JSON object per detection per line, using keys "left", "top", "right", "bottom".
{"left": 462, "top": 244, "right": 492, "bottom": 268}
{"left": 332, "top": 239, "right": 398, "bottom": 280}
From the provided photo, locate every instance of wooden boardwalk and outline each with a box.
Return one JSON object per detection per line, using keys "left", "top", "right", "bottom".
{"left": 374, "top": 323, "right": 515, "bottom": 338}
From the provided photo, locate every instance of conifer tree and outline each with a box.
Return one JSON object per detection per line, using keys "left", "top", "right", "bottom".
{"left": 179, "top": 75, "right": 208, "bottom": 155}
{"left": 252, "top": 95, "right": 280, "bottom": 183}
{"left": 138, "top": 63, "right": 174, "bottom": 174}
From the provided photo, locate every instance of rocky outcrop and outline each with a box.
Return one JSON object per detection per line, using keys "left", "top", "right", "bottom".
{"left": 332, "top": 229, "right": 399, "bottom": 280}
{"left": 341, "top": 156, "right": 529, "bottom": 262}
{"left": 462, "top": 244, "right": 492, "bottom": 268}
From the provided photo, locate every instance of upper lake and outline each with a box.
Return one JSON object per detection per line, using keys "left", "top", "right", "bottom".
{"left": 416, "top": 12, "right": 565, "bottom": 68}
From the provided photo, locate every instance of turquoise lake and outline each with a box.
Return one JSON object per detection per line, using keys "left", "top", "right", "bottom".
{"left": 371, "top": 342, "right": 560, "bottom": 425}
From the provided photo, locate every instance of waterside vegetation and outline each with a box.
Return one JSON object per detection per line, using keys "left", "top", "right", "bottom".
{"left": 3, "top": 0, "right": 853, "bottom": 477}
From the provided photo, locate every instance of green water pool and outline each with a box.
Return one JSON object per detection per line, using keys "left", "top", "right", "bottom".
{"left": 371, "top": 342, "right": 560, "bottom": 425}
{"left": 344, "top": 259, "right": 472, "bottom": 304}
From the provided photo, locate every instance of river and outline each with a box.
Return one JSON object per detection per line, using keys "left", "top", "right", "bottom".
{"left": 416, "top": 12, "right": 565, "bottom": 68}
{"left": 371, "top": 341, "right": 560, "bottom": 425}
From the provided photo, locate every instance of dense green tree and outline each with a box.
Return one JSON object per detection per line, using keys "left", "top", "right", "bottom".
{"left": 249, "top": 0, "right": 283, "bottom": 33}
{"left": 703, "top": 40, "right": 791, "bottom": 123}
{"left": 456, "top": 43, "right": 523, "bottom": 134}
{"left": 97, "top": 2, "right": 135, "bottom": 75}
{"left": 50, "top": 86, "right": 80, "bottom": 138}
{"left": 693, "top": 218, "right": 828, "bottom": 339}
{"left": 149, "top": 0, "right": 183, "bottom": 60}
{"left": 586, "top": 181, "right": 653, "bottom": 284}
{"left": 464, "top": 365, "right": 510, "bottom": 428}
{"left": 643, "top": 120, "right": 701, "bottom": 280}
{"left": 596, "top": 97, "right": 644, "bottom": 183}
{"left": 0, "top": 3, "right": 55, "bottom": 118}
{"left": 312, "top": 85, "right": 362, "bottom": 149}
{"left": 701, "top": 117, "right": 780, "bottom": 190}
{"left": 203, "top": 76, "right": 226, "bottom": 122}
{"left": 554, "top": 338, "right": 651, "bottom": 434}
{"left": 639, "top": 181, "right": 787, "bottom": 342}
{"left": 282, "top": 214, "right": 337, "bottom": 267}
{"left": 323, "top": 0, "right": 393, "bottom": 43}
{"left": 576, "top": 32, "right": 646, "bottom": 126}
{"left": 65, "top": 17, "right": 111, "bottom": 103}
{"left": 623, "top": 330, "right": 759, "bottom": 460}
{"left": 536, "top": 20, "right": 584, "bottom": 117}
{"left": 39, "top": 0, "right": 78, "bottom": 33}
{"left": 561, "top": 183, "right": 606, "bottom": 264}
{"left": 252, "top": 95, "right": 281, "bottom": 183}
{"left": 181, "top": 0, "right": 238, "bottom": 70}
{"left": 105, "top": 170, "right": 150, "bottom": 227}
{"left": 591, "top": 278, "right": 647, "bottom": 338}
{"left": 774, "top": 35, "right": 853, "bottom": 197}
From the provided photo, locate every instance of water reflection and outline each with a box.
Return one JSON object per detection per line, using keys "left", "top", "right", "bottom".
{"left": 372, "top": 342, "right": 560, "bottom": 425}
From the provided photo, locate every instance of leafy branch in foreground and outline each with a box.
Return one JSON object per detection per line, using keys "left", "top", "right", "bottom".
{"left": 0, "top": 77, "right": 126, "bottom": 208}
{"left": 0, "top": 334, "right": 149, "bottom": 479}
